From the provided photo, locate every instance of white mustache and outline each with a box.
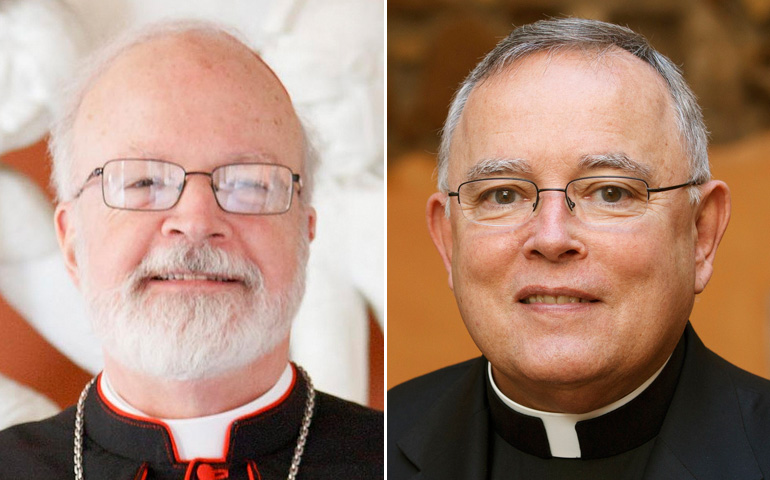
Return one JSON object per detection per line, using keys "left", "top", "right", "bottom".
{"left": 126, "top": 243, "right": 263, "bottom": 291}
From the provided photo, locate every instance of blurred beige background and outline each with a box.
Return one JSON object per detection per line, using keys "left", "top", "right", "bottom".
{"left": 388, "top": 0, "right": 770, "bottom": 388}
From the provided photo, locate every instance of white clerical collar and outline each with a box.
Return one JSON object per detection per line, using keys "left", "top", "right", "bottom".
{"left": 487, "top": 358, "right": 670, "bottom": 458}
{"left": 100, "top": 363, "right": 293, "bottom": 461}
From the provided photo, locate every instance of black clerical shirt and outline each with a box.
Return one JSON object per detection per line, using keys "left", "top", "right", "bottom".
{"left": 486, "top": 336, "right": 684, "bottom": 478}
{"left": 0, "top": 365, "right": 383, "bottom": 479}
{"left": 388, "top": 324, "right": 770, "bottom": 479}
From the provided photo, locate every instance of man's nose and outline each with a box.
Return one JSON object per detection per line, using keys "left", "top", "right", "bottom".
{"left": 521, "top": 190, "right": 586, "bottom": 262}
{"left": 160, "top": 175, "right": 232, "bottom": 242}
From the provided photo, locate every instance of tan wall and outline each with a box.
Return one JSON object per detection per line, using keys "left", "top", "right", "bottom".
{"left": 691, "top": 133, "right": 770, "bottom": 381}
{"left": 387, "top": 154, "right": 479, "bottom": 387}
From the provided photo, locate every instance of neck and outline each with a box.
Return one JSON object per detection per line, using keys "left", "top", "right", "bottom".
{"left": 103, "top": 337, "right": 290, "bottom": 419}
{"left": 491, "top": 351, "right": 672, "bottom": 414}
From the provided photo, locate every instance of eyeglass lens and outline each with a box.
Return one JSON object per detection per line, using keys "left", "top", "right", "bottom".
{"left": 456, "top": 177, "right": 650, "bottom": 226}
{"left": 212, "top": 163, "right": 295, "bottom": 214}
{"left": 101, "top": 159, "right": 295, "bottom": 214}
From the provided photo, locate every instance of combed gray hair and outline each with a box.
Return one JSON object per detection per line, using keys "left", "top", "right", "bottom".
{"left": 437, "top": 18, "right": 709, "bottom": 203}
{"left": 49, "top": 19, "right": 318, "bottom": 203}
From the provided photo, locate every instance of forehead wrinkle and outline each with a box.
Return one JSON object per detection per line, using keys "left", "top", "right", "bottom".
{"left": 120, "top": 142, "right": 278, "bottom": 165}
{"left": 125, "top": 142, "right": 160, "bottom": 160}
{"left": 225, "top": 152, "right": 279, "bottom": 163}
{"left": 465, "top": 157, "right": 533, "bottom": 182}
{"left": 577, "top": 153, "right": 652, "bottom": 180}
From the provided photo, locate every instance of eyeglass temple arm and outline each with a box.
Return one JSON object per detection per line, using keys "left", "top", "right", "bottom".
{"left": 73, "top": 167, "right": 104, "bottom": 199}
{"left": 647, "top": 180, "right": 701, "bottom": 193}
{"left": 292, "top": 173, "right": 303, "bottom": 195}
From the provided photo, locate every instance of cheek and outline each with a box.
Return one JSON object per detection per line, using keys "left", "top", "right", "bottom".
{"left": 451, "top": 228, "right": 521, "bottom": 320}
{"left": 593, "top": 220, "right": 695, "bottom": 327}
{"left": 239, "top": 217, "right": 308, "bottom": 293}
{"left": 78, "top": 214, "right": 159, "bottom": 289}
{"left": 595, "top": 229, "right": 656, "bottom": 288}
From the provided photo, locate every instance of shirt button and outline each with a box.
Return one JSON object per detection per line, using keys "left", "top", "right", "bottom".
{"left": 196, "top": 464, "right": 216, "bottom": 480}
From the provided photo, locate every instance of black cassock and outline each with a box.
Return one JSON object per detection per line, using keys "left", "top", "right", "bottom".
{"left": 389, "top": 324, "right": 770, "bottom": 479}
{"left": 0, "top": 365, "right": 383, "bottom": 479}
{"left": 485, "top": 336, "right": 684, "bottom": 480}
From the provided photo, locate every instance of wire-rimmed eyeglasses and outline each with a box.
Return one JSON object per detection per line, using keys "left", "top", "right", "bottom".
{"left": 447, "top": 175, "right": 699, "bottom": 227}
{"left": 74, "top": 158, "right": 302, "bottom": 215}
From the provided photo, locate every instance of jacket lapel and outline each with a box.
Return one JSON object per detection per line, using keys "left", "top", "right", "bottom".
{"left": 645, "top": 324, "right": 762, "bottom": 480}
{"left": 396, "top": 358, "right": 490, "bottom": 480}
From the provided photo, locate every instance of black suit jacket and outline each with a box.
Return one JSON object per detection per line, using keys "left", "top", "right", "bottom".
{"left": 388, "top": 325, "right": 770, "bottom": 479}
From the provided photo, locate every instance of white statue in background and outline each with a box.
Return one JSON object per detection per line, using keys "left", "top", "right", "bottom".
{"left": 0, "top": 0, "right": 86, "bottom": 427}
{"left": 0, "top": 0, "right": 383, "bottom": 408}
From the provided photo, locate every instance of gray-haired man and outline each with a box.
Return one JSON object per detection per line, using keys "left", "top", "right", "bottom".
{"left": 389, "top": 18, "right": 770, "bottom": 479}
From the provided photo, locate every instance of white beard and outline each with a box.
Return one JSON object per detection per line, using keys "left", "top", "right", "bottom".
{"left": 78, "top": 241, "right": 307, "bottom": 381}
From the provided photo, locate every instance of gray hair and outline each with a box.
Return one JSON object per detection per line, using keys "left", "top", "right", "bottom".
{"left": 437, "top": 18, "right": 709, "bottom": 203}
{"left": 49, "top": 20, "right": 318, "bottom": 203}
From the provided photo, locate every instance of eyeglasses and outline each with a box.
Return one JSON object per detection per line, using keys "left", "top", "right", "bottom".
{"left": 74, "top": 159, "right": 302, "bottom": 215}
{"left": 448, "top": 176, "right": 698, "bottom": 227}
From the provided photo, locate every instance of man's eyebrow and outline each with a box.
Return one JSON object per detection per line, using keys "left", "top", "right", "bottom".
{"left": 464, "top": 157, "right": 533, "bottom": 181}
{"left": 577, "top": 153, "right": 652, "bottom": 179}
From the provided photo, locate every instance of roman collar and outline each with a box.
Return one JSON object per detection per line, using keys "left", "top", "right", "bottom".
{"left": 487, "top": 335, "right": 685, "bottom": 459}
{"left": 83, "top": 364, "right": 308, "bottom": 476}
{"left": 394, "top": 324, "right": 766, "bottom": 480}
{"left": 99, "top": 364, "right": 294, "bottom": 461}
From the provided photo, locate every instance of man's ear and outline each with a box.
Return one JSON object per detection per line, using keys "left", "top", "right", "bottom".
{"left": 426, "top": 192, "right": 455, "bottom": 290}
{"left": 54, "top": 202, "right": 81, "bottom": 288}
{"left": 693, "top": 180, "right": 731, "bottom": 294}
{"left": 305, "top": 205, "right": 317, "bottom": 242}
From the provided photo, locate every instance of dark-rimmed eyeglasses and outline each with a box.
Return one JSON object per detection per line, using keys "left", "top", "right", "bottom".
{"left": 448, "top": 175, "right": 699, "bottom": 227}
{"left": 74, "top": 159, "right": 302, "bottom": 215}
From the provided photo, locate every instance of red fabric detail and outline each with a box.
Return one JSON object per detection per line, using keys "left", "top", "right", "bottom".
{"left": 96, "top": 373, "right": 183, "bottom": 464}
{"left": 133, "top": 463, "right": 149, "bottom": 480}
{"left": 185, "top": 461, "right": 229, "bottom": 480}
{"left": 197, "top": 464, "right": 216, "bottom": 480}
{"left": 223, "top": 364, "right": 297, "bottom": 459}
{"left": 247, "top": 460, "right": 261, "bottom": 480}
{"left": 96, "top": 366, "right": 297, "bottom": 465}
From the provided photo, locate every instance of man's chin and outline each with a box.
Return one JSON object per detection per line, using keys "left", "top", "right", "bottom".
{"left": 93, "top": 305, "right": 290, "bottom": 382}
{"left": 492, "top": 341, "right": 615, "bottom": 387}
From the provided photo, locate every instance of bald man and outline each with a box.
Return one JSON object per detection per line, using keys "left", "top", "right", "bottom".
{"left": 0, "top": 21, "right": 381, "bottom": 479}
